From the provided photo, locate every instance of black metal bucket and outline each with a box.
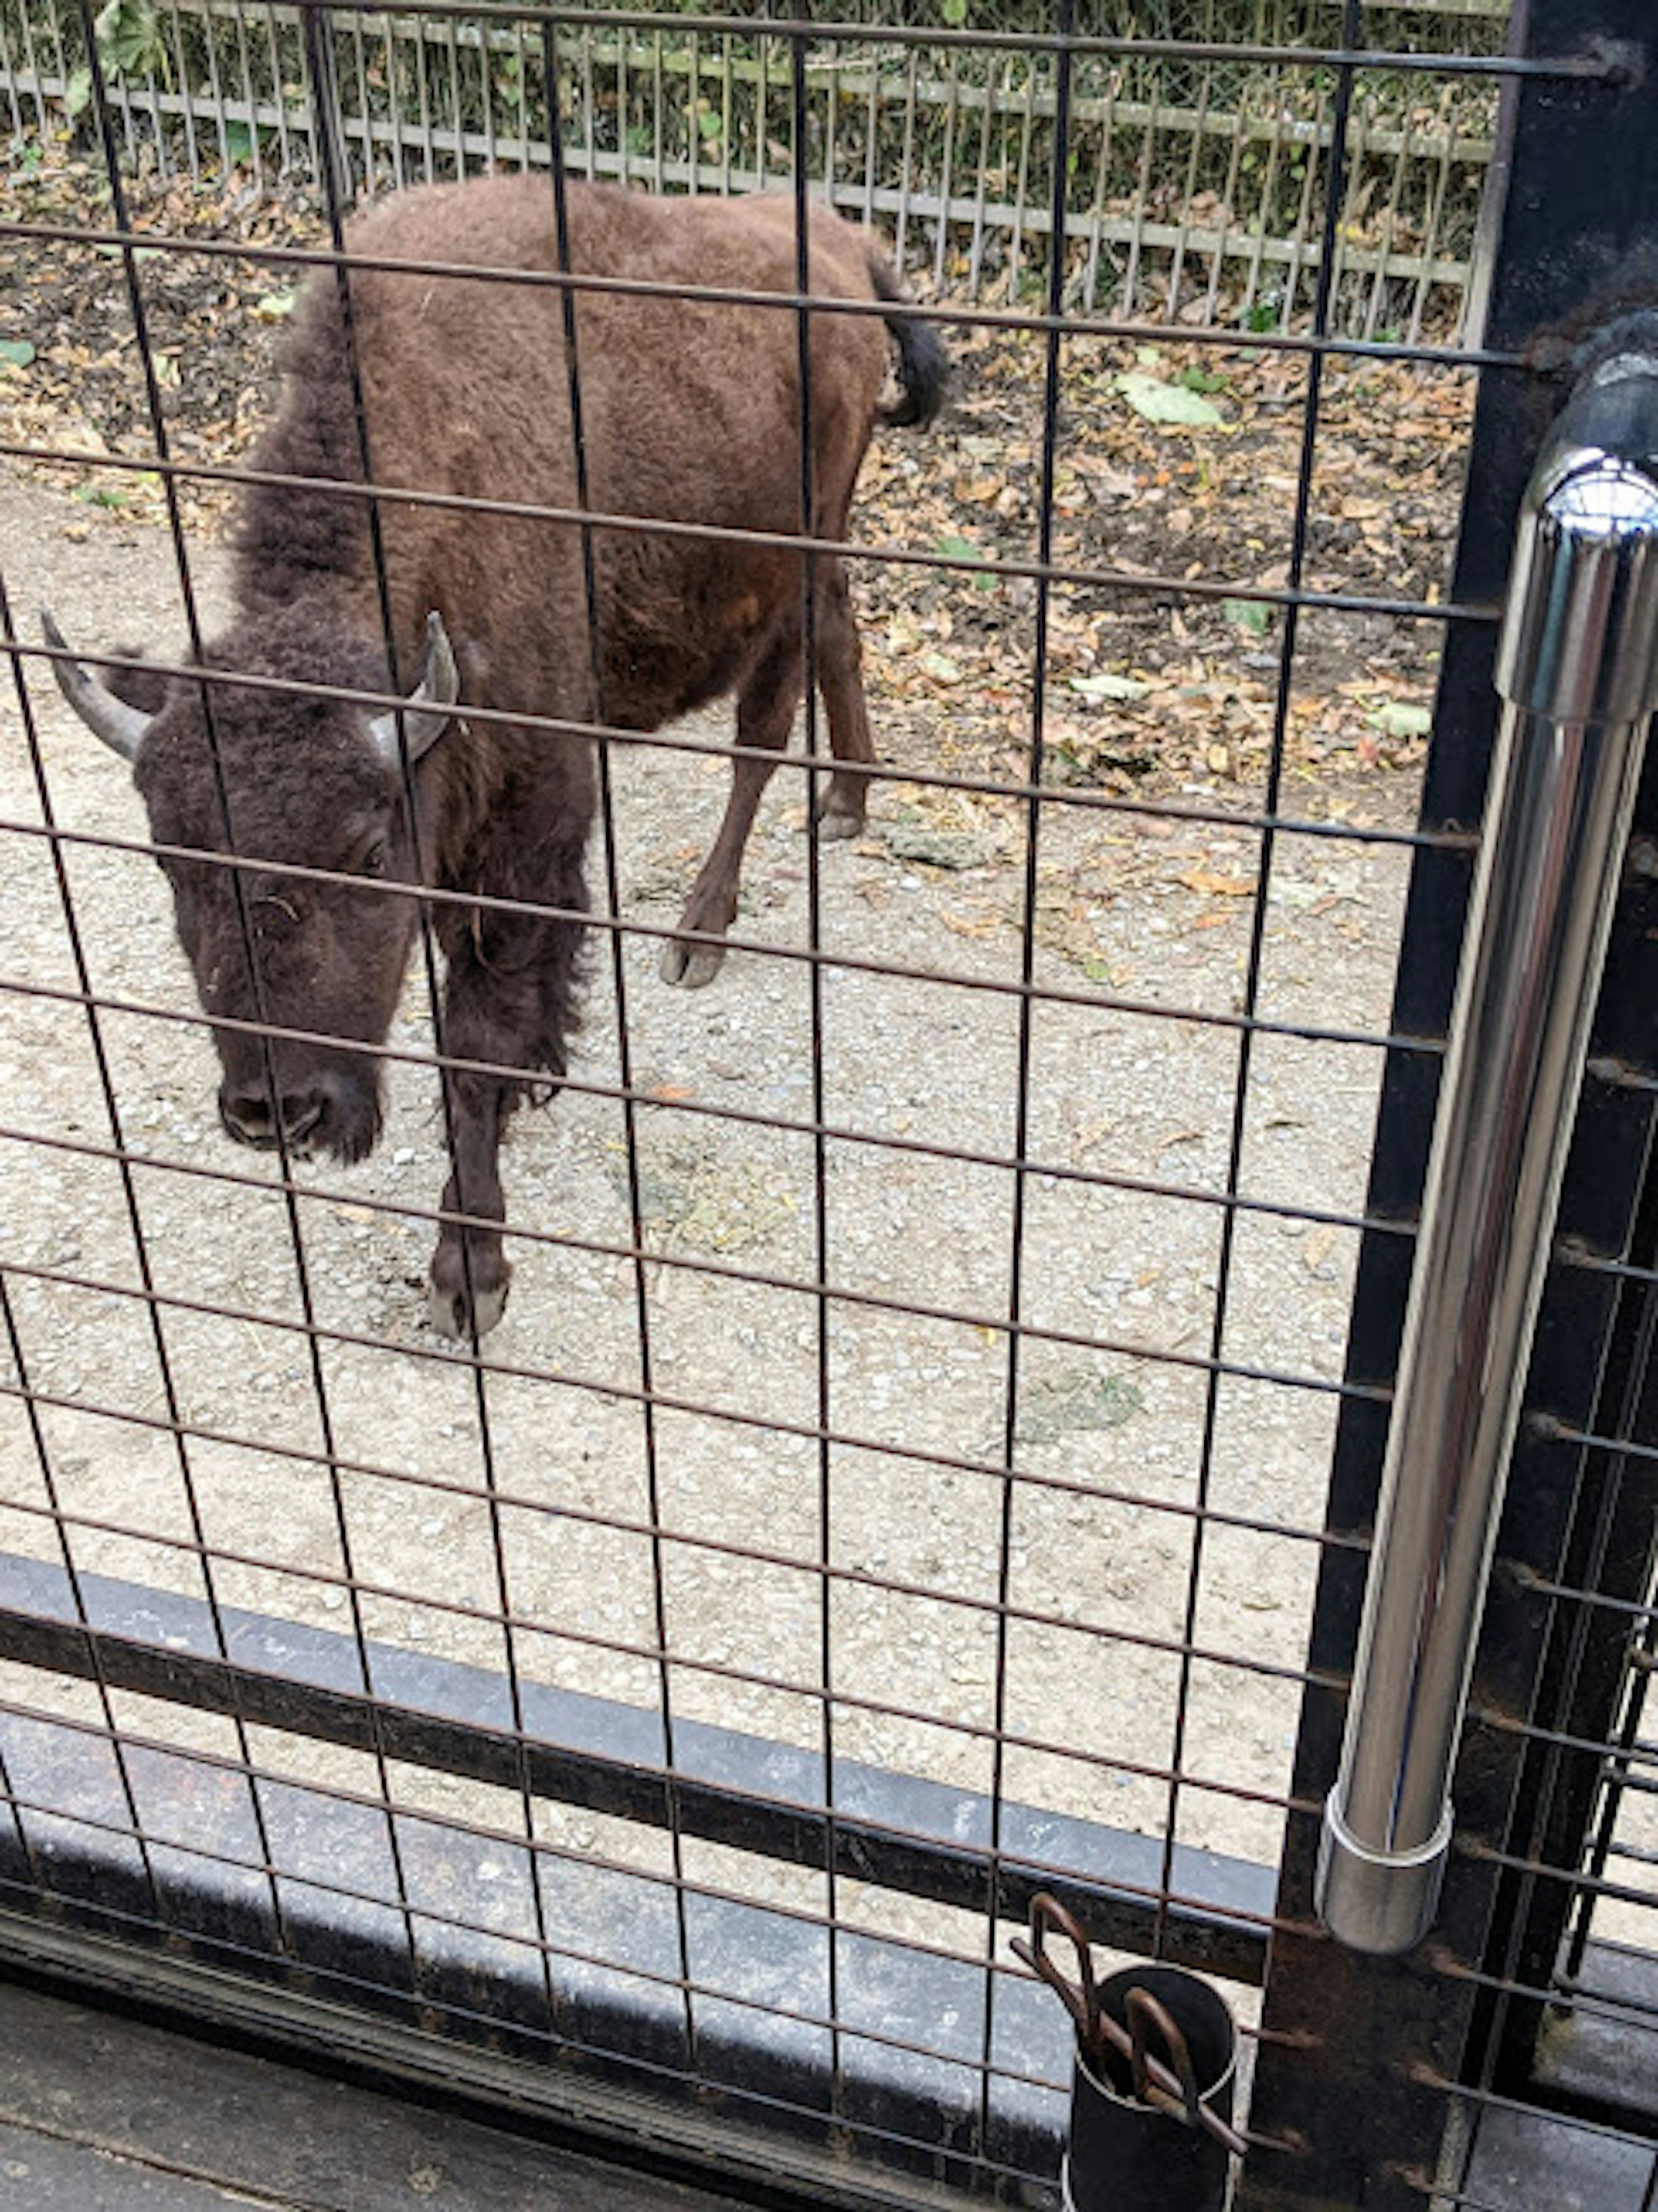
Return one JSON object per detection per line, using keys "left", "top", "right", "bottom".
{"left": 1063, "top": 1961, "right": 1239, "bottom": 2212}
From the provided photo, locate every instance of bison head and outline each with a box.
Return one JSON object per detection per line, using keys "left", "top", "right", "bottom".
{"left": 44, "top": 608, "right": 460, "bottom": 1169}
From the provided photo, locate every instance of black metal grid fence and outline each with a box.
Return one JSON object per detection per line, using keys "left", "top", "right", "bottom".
{"left": 1, "top": 3, "right": 1657, "bottom": 2207}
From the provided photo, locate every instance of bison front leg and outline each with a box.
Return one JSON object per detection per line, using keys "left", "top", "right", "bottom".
{"left": 663, "top": 619, "right": 802, "bottom": 988}
{"left": 811, "top": 553, "right": 878, "bottom": 845}
{"left": 428, "top": 848, "right": 586, "bottom": 1339}
{"left": 427, "top": 1070, "right": 511, "bottom": 1340}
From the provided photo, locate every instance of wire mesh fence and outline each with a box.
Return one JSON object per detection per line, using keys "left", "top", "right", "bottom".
{"left": 1, "top": 3, "right": 1656, "bottom": 2207}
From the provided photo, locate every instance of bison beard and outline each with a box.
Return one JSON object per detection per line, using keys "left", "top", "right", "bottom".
{"left": 43, "top": 175, "right": 945, "bottom": 1339}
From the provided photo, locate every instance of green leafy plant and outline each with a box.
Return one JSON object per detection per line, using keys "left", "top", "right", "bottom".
{"left": 64, "top": 0, "right": 171, "bottom": 117}
{"left": 934, "top": 531, "right": 997, "bottom": 591}
{"left": 1222, "top": 596, "right": 1272, "bottom": 636}
{"left": 94, "top": 0, "right": 170, "bottom": 81}
{"left": 493, "top": 53, "right": 525, "bottom": 126}
{"left": 1116, "top": 370, "right": 1225, "bottom": 428}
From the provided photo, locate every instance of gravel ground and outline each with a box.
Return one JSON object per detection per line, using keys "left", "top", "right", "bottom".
{"left": 0, "top": 462, "right": 1424, "bottom": 1965}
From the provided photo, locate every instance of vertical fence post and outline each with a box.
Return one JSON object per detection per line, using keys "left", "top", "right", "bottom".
{"left": 1317, "top": 352, "right": 1658, "bottom": 1960}
{"left": 1239, "top": 5, "right": 1658, "bottom": 2205}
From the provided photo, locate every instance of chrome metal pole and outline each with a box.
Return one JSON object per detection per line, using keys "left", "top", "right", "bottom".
{"left": 1317, "top": 349, "right": 1658, "bottom": 1956}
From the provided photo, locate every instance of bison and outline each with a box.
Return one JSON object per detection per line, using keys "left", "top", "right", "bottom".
{"left": 43, "top": 175, "right": 945, "bottom": 1340}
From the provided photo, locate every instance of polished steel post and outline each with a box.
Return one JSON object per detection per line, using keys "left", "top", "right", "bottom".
{"left": 1317, "top": 349, "right": 1658, "bottom": 1955}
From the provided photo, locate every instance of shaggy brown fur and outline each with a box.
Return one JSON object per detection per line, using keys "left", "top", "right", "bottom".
{"left": 60, "top": 177, "right": 944, "bottom": 1338}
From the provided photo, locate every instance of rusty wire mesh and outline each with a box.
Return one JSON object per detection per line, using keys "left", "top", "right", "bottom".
{"left": 1, "top": 5, "right": 1655, "bottom": 2205}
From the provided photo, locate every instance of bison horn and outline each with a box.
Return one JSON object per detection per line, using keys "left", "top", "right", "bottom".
{"left": 39, "top": 610, "right": 155, "bottom": 764}
{"left": 367, "top": 611, "right": 459, "bottom": 772}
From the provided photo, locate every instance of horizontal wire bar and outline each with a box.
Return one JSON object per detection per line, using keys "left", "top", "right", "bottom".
{"left": 0, "top": 947, "right": 1435, "bottom": 1136}
{"left": 0, "top": 1497, "right": 1317, "bottom": 1832}
{"left": 1595, "top": 1769, "right": 1658, "bottom": 1802}
{"left": 0, "top": 1403, "right": 1341, "bottom": 1697}
{"left": 0, "top": 1256, "right": 1370, "bottom": 1548}
{"left": 0, "top": 775, "right": 1460, "bottom": 1033}
{"left": 1551, "top": 1246, "right": 1658, "bottom": 1288}
{"left": 0, "top": 1122, "right": 1394, "bottom": 1415}
{"left": 1565, "top": 1937, "right": 1658, "bottom": 2008}
{"left": 263, "top": 2, "right": 1621, "bottom": 83}
{"left": 0, "top": 1100, "right": 1405, "bottom": 1406}
{"left": 1408, "top": 2076, "right": 1658, "bottom": 2161}
{"left": 0, "top": 995, "right": 1424, "bottom": 1291}
{"left": 0, "top": 748, "right": 1466, "bottom": 931}
{"left": 1562, "top": 1932, "right": 1658, "bottom": 1988}
{"left": 1507, "top": 1746, "right": 1658, "bottom": 1798}
{"left": 0, "top": 1261, "right": 1355, "bottom": 1570}
{"left": 0, "top": 210, "right": 1525, "bottom": 373}
{"left": 1534, "top": 1416, "right": 1658, "bottom": 1473}
{"left": 1471, "top": 1707, "right": 1658, "bottom": 1767}
{"left": 1441, "top": 1955, "right": 1653, "bottom": 2026}
{"left": 1588, "top": 1060, "right": 1658, "bottom": 1098}
{"left": 53, "top": 434, "right": 1451, "bottom": 816}
{"left": 0, "top": 805, "right": 1457, "bottom": 1054}
{"left": 1510, "top": 1561, "right": 1657, "bottom": 1624}
{"left": 0, "top": 1023, "right": 1412, "bottom": 1257}
{"left": 0, "top": 960, "right": 1441, "bottom": 1159}
{"left": 17, "top": 522, "right": 1462, "bottom": 826}
{"left": 1462, "top": 1839, "right": 1658, "bottom": 1918}
{"left": 1371, "top": 1949, "right": 1658, "bottom": 2039}
{"left": 0, "top": 1782, "right": 1085, "bottom": 2099}
{"left": 3, "top": 427, "right": 1484, "bottom": 633}
{"left": 0, "top": 1870, "right": 1051, "bottom": 2192}
{"left": 0, "top": 1685, "right": 1289, "bottom": 1998}
{"left": 0, "top": 1220, "right": 1380, "bottom": 1521}
{"left": 0, "top": 1580, "right": 1306, "bottom": 1962}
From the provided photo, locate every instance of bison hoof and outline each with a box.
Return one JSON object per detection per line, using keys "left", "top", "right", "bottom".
{"left": 659, "top": 938, "right": 727, "bottom": 989}
{"left": 815, "top": 802, "right": 864, "bottom": 843}
{"left": 426, "top": 1269, "right": 509, "bottom": 1341}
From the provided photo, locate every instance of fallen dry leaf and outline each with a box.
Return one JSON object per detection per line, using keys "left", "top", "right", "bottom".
{"left": 1179, "top": 868, "right": 1257, "bottom": 897}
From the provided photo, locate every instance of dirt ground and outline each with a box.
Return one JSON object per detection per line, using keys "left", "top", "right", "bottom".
{"left": 0, "top": 158, "right": 1464, "bottom": 2064}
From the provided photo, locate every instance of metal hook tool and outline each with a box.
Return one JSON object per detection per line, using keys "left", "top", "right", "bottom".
{"left": 1012, "top": 1893, "right": 1248, "bottom": 2160}
{"left": 1011, "top": 1892, "right": 1108, "bottom": 2074}
{"left": 1126, "top": 1985, "right": 1201, "bottom": 2128}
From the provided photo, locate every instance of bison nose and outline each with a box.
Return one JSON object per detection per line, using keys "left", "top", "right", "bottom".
{"left": 219, "top": 1081, "right": 325, "bottom": 1152}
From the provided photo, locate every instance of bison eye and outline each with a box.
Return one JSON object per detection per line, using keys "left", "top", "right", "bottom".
{"left": 358, "top": 837, "right": 389, "bottom": 880}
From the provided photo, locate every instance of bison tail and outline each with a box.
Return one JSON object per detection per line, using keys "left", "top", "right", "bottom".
{"left": 867, "top": 252, "right": 947, "bottom": 430}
